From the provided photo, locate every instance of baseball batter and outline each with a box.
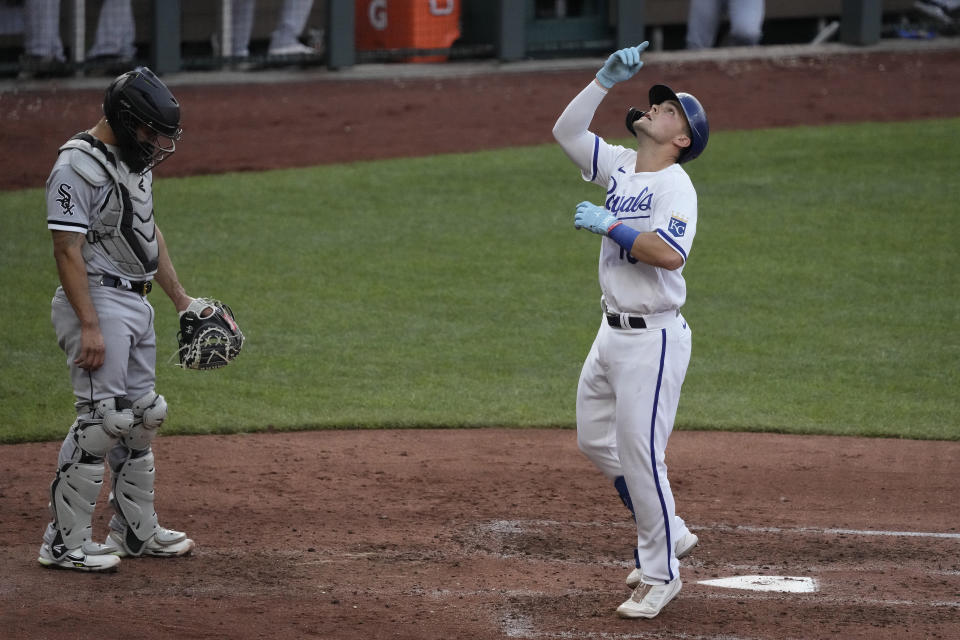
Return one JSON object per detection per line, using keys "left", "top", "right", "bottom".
{"left": 552, "top": 43, "right": 709, "bottom": 618}
{"left": 38, "top": 67, "right": 198, "bottom": 571}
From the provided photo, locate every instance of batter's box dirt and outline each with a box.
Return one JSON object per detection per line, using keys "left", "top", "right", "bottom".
{"left": 688, "top": 525, "right": 960, "bottom": 572}
{"left": 495, "top": 584, "right": 960, "bottom": 640}
{"left": 455, "top": 517, "right": 960, "bottom": 636}
{"left": 2, "top": 410, "right": 959, "bottom": 639}
{"left": 459, "top": 518, "right": 638, "bottom": 567}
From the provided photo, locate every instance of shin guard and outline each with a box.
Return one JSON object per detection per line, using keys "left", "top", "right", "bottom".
{"left": 108, "top": 449, "right": 160, "bottom": 555}
{"left": 46, "top": 402, "right": 131, "bottom": 559}
{"left": 48, "top": 460, "right": 105, "bottom": 557}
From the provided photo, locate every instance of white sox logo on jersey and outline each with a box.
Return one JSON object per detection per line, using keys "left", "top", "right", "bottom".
{"left": 56, "top": 183, "right": 75, "bottom": 215}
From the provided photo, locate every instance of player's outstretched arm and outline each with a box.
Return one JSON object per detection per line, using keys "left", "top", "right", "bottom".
{"left": 553, "top": 43, "right": 649, "bottom": 171}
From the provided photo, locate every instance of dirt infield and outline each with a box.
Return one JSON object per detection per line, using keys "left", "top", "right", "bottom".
{"left": 1, "top": 430, "right": 958, "bottom": 639}
{"left": 2, "top": 45, "right": 959, "bottom": 639}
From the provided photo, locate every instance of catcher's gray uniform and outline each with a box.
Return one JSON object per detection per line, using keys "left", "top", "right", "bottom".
{"left": 38, "top": 67, "right": 194, "bottom": 572}
{"left": 48, "top": 133, "right": 160, "bottom": 402}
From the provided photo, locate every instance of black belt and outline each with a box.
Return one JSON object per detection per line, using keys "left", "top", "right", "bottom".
{"left": 606, "top": 313, "right": 646, "bottom": 329}
{"left": 98, "top": 275, "right": 152, "bottom": 296}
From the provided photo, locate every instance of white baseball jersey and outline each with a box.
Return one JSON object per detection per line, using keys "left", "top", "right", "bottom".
{"left": 555, "top": 81, "right": 698, "bottom": 315}
{"left": 586, "top": 146, "right": 697, "bottom": 315}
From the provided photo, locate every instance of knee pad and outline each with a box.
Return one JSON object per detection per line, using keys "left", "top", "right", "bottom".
{"left": 74, "top": 398, "right": 134, "bottom": 459}
{"left": 109, "top": 449, "right": 159, "bottom": 553}
{"left": 49, "top": 461, "right": 105, "bottom": 552}
{"left": 132, "top": 391, "right": 167, "bottom": 429}
{"left": 123, "top": 391, "right": 167, "bottom": 451}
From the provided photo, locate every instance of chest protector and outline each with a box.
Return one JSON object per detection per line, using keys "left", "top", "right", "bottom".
{"left": 59, "top": 133, "right": 159, "bottom": 278}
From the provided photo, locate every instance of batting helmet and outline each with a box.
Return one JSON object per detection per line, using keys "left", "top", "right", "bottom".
{"left": 103, "top": 66, "right": 181, "bottom": 173}
{"left": 625, "top": 84, "right": 709, "bottom": 164}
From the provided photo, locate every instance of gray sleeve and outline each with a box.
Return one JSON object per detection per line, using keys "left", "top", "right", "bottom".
{"left": 46, "top": 161, "right": 95, "bottom": 234}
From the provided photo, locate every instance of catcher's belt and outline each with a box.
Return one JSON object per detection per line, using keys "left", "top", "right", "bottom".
{"left": 89, "top": 274, "right": 152, "bottom": 296}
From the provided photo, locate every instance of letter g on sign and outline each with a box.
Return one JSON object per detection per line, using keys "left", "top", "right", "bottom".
{"left": 429, "top": 0, "right": 455, "bottom": 16}
{"left": 369, "top": 0, "right": 387, "bottom": 30}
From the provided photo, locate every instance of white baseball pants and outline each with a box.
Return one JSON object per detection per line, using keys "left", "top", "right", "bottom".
{"left": 576, "top": 312, "right": 692, "bottom": 584}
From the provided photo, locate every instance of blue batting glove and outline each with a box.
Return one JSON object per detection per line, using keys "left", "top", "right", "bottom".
{"left": 574, "top": 201, "right": 618, "bottom": 235}
{"left": 595, "top": 42, "right": 649, "bottom": 89}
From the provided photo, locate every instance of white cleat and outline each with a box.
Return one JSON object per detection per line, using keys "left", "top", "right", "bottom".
{"left": 104, "top": 527, "right": 195, "bottom": 558}
{"left": 38, "top": 542, "right": 121, "bottom": 572}
{"left": 626, "top": 531, "right": 698, "bottom": 588}
{"left": 616, "top": 578, "right": 682, "bottom": 619}
{"left": 675, "top": 531, "right": 700, "bottom": 560}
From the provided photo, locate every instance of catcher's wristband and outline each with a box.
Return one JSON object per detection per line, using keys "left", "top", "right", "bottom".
{"left": 607, "top": 221, "right": 640, "bottom": 253}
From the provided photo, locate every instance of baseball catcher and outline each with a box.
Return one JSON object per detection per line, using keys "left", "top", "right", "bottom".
{"left": 176, "top": 298, "right": 244, "bottom": 370}
{"left": 39, "top": 66, "right": 200, "bottom": 572}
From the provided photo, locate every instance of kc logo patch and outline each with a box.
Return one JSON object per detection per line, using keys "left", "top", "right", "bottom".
{"left": 667, "top": 214, "right": 687, "bottom": 237}
{"left": 56, "top": 183, "right": 75, "bottom": 215}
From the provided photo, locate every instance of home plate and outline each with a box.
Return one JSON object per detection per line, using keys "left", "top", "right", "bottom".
{"left": 698, "top": 576, "right": 819, "bottom": 593}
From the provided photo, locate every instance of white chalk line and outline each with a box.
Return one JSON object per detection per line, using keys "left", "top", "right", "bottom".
{"left": 689, "top": 590, "right": 960, "bottom": 608}
{"left": 477, "top": 519, "right": 960, "bottom": 541}
{"left": 422, "top": 585, "right": 960, "bottom": 609}
{"left": 708, "top": 523, "right": 960, "bottom": 540}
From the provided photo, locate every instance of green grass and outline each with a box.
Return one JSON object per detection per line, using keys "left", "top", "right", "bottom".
{"left": 683, "top": 121, "right": 959, "bottom": 437}
{"left": 1, "top": 118, "right": 958, "bottom": 442}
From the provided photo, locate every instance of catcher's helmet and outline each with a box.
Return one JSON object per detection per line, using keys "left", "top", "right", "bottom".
{"left": 626, "top": 84, "right": 709, "bottom": 164}
{"left": 103, "top": 66, "right": 181, "bottom": 173}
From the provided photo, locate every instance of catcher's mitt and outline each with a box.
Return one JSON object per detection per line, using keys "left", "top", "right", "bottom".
{"left": 176, "top": 298, "right": 244, "bottom": 370}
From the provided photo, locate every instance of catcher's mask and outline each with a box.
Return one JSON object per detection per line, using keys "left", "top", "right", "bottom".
{"left": 625, "top": 84, "right": 709, "bottom": 164}
{"left": 103, "top": 66, "right": 182, "bottom": 174}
